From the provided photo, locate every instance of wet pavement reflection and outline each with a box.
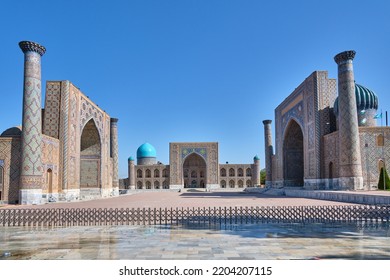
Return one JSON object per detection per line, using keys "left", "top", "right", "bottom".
{"left": 1, "top": 222, "right": 390, "bottom": 260}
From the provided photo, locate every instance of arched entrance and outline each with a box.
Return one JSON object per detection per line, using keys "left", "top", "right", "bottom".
{"left": 0, "top": 166, "right": 3, "bottom": 200}
{"left": 283, "top": 119, "right": 304, "bottom": 186}
{"left": 80, "top": 119, "right": 101, "bottom": 189}
{"left": 46, "top": 168, "right": 53, "bottom": 194}
{"left": 183, "top": 153, "right": 206, "bottom": 188}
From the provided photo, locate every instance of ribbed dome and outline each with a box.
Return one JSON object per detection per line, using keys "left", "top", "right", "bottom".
{"left": 136, "top": 142, "right": 157, "bottom": 158}
{"left": 334, "top": 83, "right": 378, "bottom": 116}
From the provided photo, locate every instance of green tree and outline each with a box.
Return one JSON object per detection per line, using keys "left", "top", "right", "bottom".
{"left": 377, "top": 167, "right": 390, "bottom": 190}
{"left": 260, "top": 168, "right": 266, "bottom": 185}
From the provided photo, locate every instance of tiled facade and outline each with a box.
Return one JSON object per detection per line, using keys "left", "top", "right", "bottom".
{"left": 125, "top": 142, "right": 261, "bottom": 191}
{"left": 0, "top": 41, "right": 119, "bottom": 204}
{"left": 264, "top": 51, "right": 389, "bottom": 190}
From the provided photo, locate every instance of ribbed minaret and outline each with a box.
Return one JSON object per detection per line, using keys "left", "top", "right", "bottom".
{"left": 128, "top": 157, "right": 135, "bottom": 189}
{"left": 334, "top": 50, "right": 363, "bottom": 190}
{"left": 263, "top": 120, "right": 273, "bottom": 188}
{"left": 110, "top": 118, "right": 119, "bottom": 192}
{"left": 19, "top": 41, "right": 46, "bottom": 204}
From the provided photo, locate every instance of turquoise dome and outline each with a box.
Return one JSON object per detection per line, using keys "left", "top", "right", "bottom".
{"left": 254, "top": 155, "right": 260, "bottom": 161}
{"left": 136, "top": 142, "right": 157, "bottom": 158}
{"left": 334, "top": 83, "right": 378, "bottom": 116}
{"left": 128, "top": 156, "right": 135, "bottom": 161}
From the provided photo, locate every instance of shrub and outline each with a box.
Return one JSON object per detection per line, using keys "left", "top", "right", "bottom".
{"left": 377, "top": 167, "right": 390, "bottom": 190}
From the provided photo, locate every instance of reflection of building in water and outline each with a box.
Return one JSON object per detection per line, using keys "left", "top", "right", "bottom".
{"left": 0, "top": 41, "right": 119, "bottom": 204}
{"left": 124, "top": 142, "right": 260, "bottom": 190}
{"left": 263, "top": 50, "right": 390, "bottom": 190}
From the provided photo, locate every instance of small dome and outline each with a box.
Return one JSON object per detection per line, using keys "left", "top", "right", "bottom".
{"left": 128, "top": 156, "right": 135, "bottom": 161}
{"left": 1, "top": 126, "right": 22, "bottom": 137}
{"left": 254, "top": 155, "right": 260, "bottom": 161}
{"left": 334, "top": 83, "right": 378, "bottom": 116}
{"left": 136, "top": 142, "right": 157, "bottom": 158}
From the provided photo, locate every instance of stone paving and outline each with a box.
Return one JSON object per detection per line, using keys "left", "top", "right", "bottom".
{"left": 1, "top": 190, "right": 390, "bottom": 260}
{"left": 2, "top": 189, "right": 364, "bottom": 209}
{"left": 1, "top": 222, "right": 390, "bottom": 260}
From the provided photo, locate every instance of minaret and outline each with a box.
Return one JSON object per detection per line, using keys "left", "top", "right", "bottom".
{"left": 128, "top": 157, "right": 135, "bottom": 189}
{"left": 110, "top": 118, "right": 119, "bottom": 192}
{"left": 252, "top": 155, "right": 261, "bottom": 187}
{"left": 18, "top": 41, "right": 46, "bottom": 204}
{"left": 334, "top": 50, "right": 363, "bottom": 190}
{"left": 263, "top": 120, "right": 273, "bottom": 188}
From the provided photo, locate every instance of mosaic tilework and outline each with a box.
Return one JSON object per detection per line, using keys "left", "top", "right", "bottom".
{"left": 110, "top": 119, "right": 119, "bottom": 188}
{"left": 43, "top": 82, "right": 61, "bottom": 139}
{"left": 336, "top": 55, "right": 363, "bottom": 180}
{"left": 19, "top": 47, "right": 44, "bottom": 190}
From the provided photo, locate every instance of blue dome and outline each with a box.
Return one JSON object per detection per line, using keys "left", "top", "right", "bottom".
{"left": 334, "top": 83, "right": 378, "bottom": 116}
{"left": 128, "top": 156, "right": 135, "bottom": 161}
{"left": 254, "top": 155, "right": 260, "bottom": 161}
{"left": 136, "top": 142, "right": 157, "bottom": 158}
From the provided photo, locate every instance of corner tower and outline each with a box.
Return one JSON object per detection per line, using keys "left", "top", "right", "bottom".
{"left": 18, "top": 41, "right": 46, "bottom": 204}
{"left": 334, "top": 50, "right": 363, "bottom": 190}
{"left": 262, "top": 120, "right": 273, "bottom": 187}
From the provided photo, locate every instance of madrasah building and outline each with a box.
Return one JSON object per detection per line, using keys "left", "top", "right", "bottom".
{"left": 262, "top": 50, "right": 389, "bottom": 191}
{"left": 0, "top": 41, "right": 389, "bottom": 205}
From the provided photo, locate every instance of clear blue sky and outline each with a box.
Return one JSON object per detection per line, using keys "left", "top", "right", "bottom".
{"left": 1, "top": 0, "right": 389, "bottom": 178}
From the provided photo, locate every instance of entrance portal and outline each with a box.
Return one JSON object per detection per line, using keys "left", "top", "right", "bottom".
{"left": 183, "top": 153, "right": 206, "bottom": 188}
{"left": 80, "top": 119, "right": 101, "bottom": 189}
{"left": 283, "top": 120, "right": 304, "bottom": 186}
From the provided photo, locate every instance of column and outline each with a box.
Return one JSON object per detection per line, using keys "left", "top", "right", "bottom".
{"left": 334, "top": 50, "right": 363, "bottom": 190}
{"left": 19, "top": 41, "right": 46, "bottom": 204}
{"left": 128, "top": 157, "right": 135, "bottom": 189}
{"left": 110, "top": 118, "right": 119, "bottom": 192}
{"left": 263, "top": 120, "right": 273, "bottom": 188}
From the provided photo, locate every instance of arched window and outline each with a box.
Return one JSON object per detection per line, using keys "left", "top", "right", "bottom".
{"left": 191, "top": 171, "right": 197, "bottom": 178}
{"left": 137, "top": 169, "right": 143, "bottom": 178}
{"left": 238, "top": 168, "right": 243, "bottom": 177}
{"left": 246, "top": 180, "right": 252, "bottom": 187}
{"left": 163, "top": 169, "right": 169, "bottom": 178}
{"left": 229, "top": 168, "right": 235, "bottom": 177}
{"left": 246, "top": 168, "right": 252, "bottom": 177}
{"left": 184, "top": 169, "right": 189, "bottom": 178}
{"left": 238, "top": 180, "right": 244, "bottom": 188}
{"left": 154, "top": 181, "right": 160, "bottom": 189}
{"left": 46, "top": 168, "right": 53, "bottom": 193}
{"left": 200, "top": 171, "right": 204, "bottom": 178}
{"left": 377, "top": 134, "right": 384, "bottom": 146}
{"left": 145, "top": 169, "right": 151, "bottom": 178}
{"left": 200, "top": 180, "right": 205, "bottom": 187}
{"left": 220, "top": 168, "right": 226, "bottom": 177}
{"left": 146, "top": 181, "right": 152, "bottom": 189}
{"left": 137, "top": 181, "right": 143, "bottom": 189}
{"left": 220, "top": 180, "right": 226, "bottom": 188}
{"left": 229, "top": 180, "right": 235, "bottom": 188}
{"left": 154, "top": 169, "right": 160, "bottom": 178}
{"left": 163, "top": 180, "right": 169, "bottom": 189}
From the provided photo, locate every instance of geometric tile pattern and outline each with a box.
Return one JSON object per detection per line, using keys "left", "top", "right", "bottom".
{"left": 43, "top": 82, "right": 61, "bottom": 139}
{"left": 19, "top": 46, "right": 45, "bottom": 190}
{"left": 110, "top": 118, "right": 119, "bottom": 188}
{"left": 334, "top": 52, "right": 363, "bottom": 180}
{"left": 0, "top": 138, "right": 21, "bottom": 202}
